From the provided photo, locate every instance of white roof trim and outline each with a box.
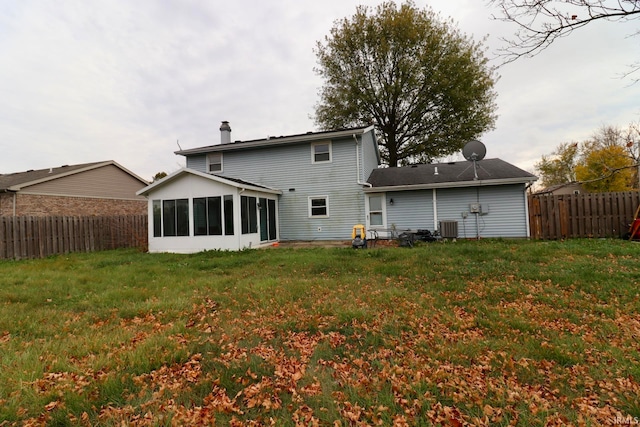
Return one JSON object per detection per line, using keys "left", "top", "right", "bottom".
{"left": 137, "top": 167, "right": 282, "bottom": 196}
{"left": 363, "top": 176, "right": 538, "bottom": 193}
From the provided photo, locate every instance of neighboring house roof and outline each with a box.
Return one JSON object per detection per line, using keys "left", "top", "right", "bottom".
{"left": 0, "top": 160, "right": 148, "bottom": 192}
{"left": 533, "top": 182, "right": 584, "bottom": 195}
{"left": 137, "top": 168, "right": 283, "bottom": 197}
{"left": 175, "top": 125, "right": 375, "bottom": 155}
{"left": 366, "top": 158, "right": 537, "bottom": 192}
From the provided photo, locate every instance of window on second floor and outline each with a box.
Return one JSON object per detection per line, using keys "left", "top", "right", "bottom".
{"left": 311, "top": 141, "right": 331, "bottom": 163}
{"left": 207, "top": 153, "right": 223, "bottom": 173}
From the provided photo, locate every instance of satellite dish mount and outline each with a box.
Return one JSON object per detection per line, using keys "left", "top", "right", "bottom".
{"left": 462, "top": 140, "right": 487, "bottom": 180}
{"left": 462, "top": 140, "right": 487, "bottom": 240}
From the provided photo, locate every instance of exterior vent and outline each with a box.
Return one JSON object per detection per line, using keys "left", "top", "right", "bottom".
{"left": 439, "top": 220, "right": 458, "bottom": 239}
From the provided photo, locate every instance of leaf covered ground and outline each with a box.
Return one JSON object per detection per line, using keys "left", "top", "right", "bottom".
{"left": 1, "top": 239, "right": 639, "bottom": 426}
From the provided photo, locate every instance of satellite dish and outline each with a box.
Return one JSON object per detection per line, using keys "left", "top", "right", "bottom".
{"left": 462, "top": 140, "right": 486, "bottom": 180}
{"left": 462, "top": 140, "right": 486, "bottom": 162}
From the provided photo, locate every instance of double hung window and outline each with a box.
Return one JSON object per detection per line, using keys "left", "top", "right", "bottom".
{"left": 309, "top": 196, "right": 329, "bottom": 218}
{"left": 207, "top": 153, "right": 223, "bottom": 173}
{"left": 368, "top": 195, "right": 384, "bottom": 226}
{"left": 311, "top": 142, "right": 331, "bottom": 163}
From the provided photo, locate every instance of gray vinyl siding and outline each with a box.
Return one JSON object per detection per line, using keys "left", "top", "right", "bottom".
{"left": 361, "top": 130, "right": 379, "bottom": 183}
{"left": 186, "top": 155, "right": 206, "bottom": 171}
{"left": 436, "top": 184, "right": 529, "bottom": 238}
{"left": 187, "top": 137, "right": 365, "bottom": 241}
{"left": 386, "top": 190, "right": 435, "bottom": 231}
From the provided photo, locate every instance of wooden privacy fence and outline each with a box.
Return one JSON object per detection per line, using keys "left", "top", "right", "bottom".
{"left": 528, "top": 192, "right": 640, "bottom": 240}
{"left": 0, "top": 215, "right": 148, "bottom": 260}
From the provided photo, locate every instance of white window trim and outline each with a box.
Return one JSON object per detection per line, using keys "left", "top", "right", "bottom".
{"left": 311, "top": 141, "right": 332, "bottom": 164}
{"left": 308, "top": 195, "right": 329, "bottom": 218}
{"left": 366, "top": 193, "right": 387, "bottom": 229}
{"left": 207, "top": 153, "right": 223, "bottom": 173}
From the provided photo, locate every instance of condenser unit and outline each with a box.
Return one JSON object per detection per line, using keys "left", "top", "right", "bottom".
{"left": 439, "top": 220, "right": 458, "bottom": 239}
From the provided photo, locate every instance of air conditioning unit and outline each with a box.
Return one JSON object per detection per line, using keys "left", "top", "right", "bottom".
{"left": 439, "top": 220, "right": 458, "bottom": 239}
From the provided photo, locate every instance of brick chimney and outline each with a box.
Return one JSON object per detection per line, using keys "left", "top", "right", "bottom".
{"left": 220, "top": 121, "right": 231, "bottom": 144}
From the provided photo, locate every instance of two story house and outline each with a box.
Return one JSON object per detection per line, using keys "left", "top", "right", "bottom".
{"left": 138, "top": 121, "right": 537, "bottom": 253}
{"left": 137, "top": 123, "right": 379, "bottom": 253}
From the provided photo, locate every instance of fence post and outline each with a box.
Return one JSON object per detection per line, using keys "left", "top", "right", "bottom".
{"left": 0, "top": 217, "right": 5, "bottom": 259}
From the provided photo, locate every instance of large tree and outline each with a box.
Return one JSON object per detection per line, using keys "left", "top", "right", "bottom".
{"left": 490, "top": 0, "right": 640, "bottom": 78}
{"left": 314, "top": 1, "right": 498, "bottom": 166}
{"left": 535, "top": 141, "right": 580, "bottom": 188}
{"left": 576, "top": 144, "right": 635, "bottom": 192}
{"left": 535, "top": 124, "right": 640, "bottom": 192}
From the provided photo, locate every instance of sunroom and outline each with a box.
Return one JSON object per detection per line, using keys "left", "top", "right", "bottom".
{"left": 137, "top": 168, "right": 281, "bottom": 253}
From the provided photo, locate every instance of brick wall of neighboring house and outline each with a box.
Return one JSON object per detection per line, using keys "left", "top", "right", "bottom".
{"left": 0, "top": 194, "right": 12, "bottom": 216}
{"left": 0, "top": 193, "right": 146, "bottom": 216}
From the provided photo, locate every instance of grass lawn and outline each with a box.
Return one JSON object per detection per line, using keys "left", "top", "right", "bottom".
{"left": 1, "top": 239, "right": 639, "bottom": 426}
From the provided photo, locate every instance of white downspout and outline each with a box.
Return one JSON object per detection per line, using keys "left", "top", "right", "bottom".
{"left": 354, "top": 134, "right": 372, "bottom": 188}
{"left": 432, "top": 188, "right": 438, "bottom": 231}
{"left": 523, "top": 185, "right": 531, "bottom": 238}
{"left": 354, "top": 134, "right": 373, "bottom": 232}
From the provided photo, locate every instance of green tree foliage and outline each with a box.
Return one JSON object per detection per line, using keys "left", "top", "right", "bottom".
{"left": 535, "top": 142, "right": 579, "bottom": 189}
{"left": 314, "top": 1, "right": 498, "bottom": 166}
{"left": 575, "top": 144, "right": 634, "bottom": 192}
{"left": 536, "top": 124, "right": 640, "bottom": 192}
{"left": 153, "top": 172, "right": 167, "bottom": 182}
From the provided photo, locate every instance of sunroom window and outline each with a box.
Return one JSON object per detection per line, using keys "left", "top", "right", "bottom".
{"left": 161, "top": 199, "right": 189, "bottom": 237}
{"left": 241, "top": 195, "right": 258, "bottom": 234}
{"left": 193, "top": 197, "right": 223, "bottom": 236}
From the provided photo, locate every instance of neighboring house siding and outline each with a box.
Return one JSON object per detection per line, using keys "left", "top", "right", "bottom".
{"left": 386, "top": 190, "right": 435, "bottom": 232}
{"left": 190, "top": 136, "right": 365, "bottom": 240}
{"left": 436, "top": 184, "right": 529, "bottom": 238}
{"left": 20, "top": 165, "right": 146, "bottom": 200}
{"left": 1, "top": 194, "right": 146, "bottom": 216}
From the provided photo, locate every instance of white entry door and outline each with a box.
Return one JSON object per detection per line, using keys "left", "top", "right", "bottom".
{"left": 366, "top": 194, "right": 386, "bottom": 233}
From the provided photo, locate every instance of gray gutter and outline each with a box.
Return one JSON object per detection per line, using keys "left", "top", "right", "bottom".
{"left": 363, "top": 176, "right": 538, "bottom": 193}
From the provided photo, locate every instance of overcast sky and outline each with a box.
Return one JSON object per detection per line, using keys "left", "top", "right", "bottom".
{"left": 2, "top": 0, "right": 639, "bottom": 181}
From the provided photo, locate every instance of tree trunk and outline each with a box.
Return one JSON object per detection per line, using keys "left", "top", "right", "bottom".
{"left": 386, "top": 130, "right": 399, "bottom": 167}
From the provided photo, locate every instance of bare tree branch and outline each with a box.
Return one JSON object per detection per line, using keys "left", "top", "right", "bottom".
{"left": 489, "top": 0, "right": 640, "bottom": 78}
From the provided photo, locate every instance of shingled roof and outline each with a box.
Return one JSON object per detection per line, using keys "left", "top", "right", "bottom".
{"left": 0, "top": 161, "right": 147, "bottom": 191}
{"left": 365, "top": 158, "right": 537, "bottom": 191}
{"left": 175, "top": 125, "right": 374, "bottom": 155}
